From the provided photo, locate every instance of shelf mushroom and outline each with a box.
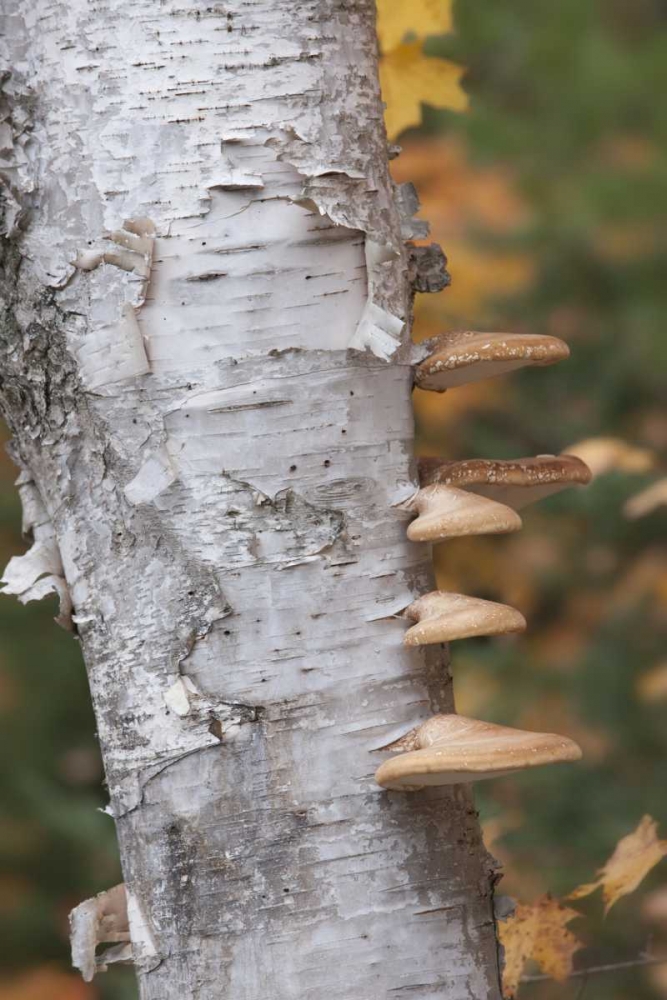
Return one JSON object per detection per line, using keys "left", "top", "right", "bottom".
{"left": 374, "top": 714, "right": 582, "bottom": 791}
{"left": 414, "top": 331, "right": 570, "bottom": 392}
{"left": 417, "top": 454, "right": 592, "bottom": 511}
{"left": 404, "top": 484, "right": 522, "bottom": 543}
{"left": 403, "top": 592, "right": 526, "bottom": 646}
{"left": 565, "top": 436, "right": 655, "bottom": 478}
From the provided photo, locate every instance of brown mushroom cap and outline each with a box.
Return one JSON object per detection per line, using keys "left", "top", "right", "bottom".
{"left": 375, "top": 714, "right": 582, "bottom": 790}
{"left": 405, "top": 484, "right": 522, "bottom": 542}
{"left": 415, "top": 331, "right": 570, "bottom": 392}
{"left": 403, "top": 591, "right": 526, "bottom": 646}
{"left": 418, "top": 455, "right": 592, "bottom": 510}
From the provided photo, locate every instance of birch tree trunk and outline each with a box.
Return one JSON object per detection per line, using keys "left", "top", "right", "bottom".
{"left": 0, "top": 1, "right": 503, "bottom": 997}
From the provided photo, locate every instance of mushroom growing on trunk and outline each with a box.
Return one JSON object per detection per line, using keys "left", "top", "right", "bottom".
{"left": 402, "top": 592, "right": 526, "bottom": 646}
{"left": 404, "top": 484, "right": 523, "bottom": 542}
{"left": 417, "top": 454, "right": 592, "bottom": 510}
{"left": 375, "top": 715, "right": 582, "bottom": 791}
{"left": 414, "top": 331, "right": 570, "bottom": 391}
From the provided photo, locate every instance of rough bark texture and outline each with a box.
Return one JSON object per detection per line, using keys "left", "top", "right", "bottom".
{"left": 0, "top": 1, "right": 502, "bottom": 997}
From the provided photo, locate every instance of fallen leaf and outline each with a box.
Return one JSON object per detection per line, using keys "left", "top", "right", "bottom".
{"left": 377, "top": 0, "right": 453, "bottom": 53}
{"left": 569, "top": 815, "right": 667, "bottom": 914}
{"left": 499, "top": 895, "right": 583, "bottom": 997}
{"left": 380, "top": 41, "right": 467, "bottom": 139}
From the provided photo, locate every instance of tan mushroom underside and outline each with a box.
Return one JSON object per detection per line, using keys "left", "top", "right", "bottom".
{"left": 403, "top": 591, "right": 526, "bottom": 646}
{"left": 375, "top": 714, "right": 582, "bottom": 791}
{"left": 415, "top": 331, "right": 570, "bottom": 392}
{"left": 405, "top": 484, "right": 522, "bottom": 542}
{"left": 418, "top": 454, "right": 592, "bottom": 510}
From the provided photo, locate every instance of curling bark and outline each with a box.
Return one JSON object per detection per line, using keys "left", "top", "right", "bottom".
{"left": 0, "top": 1, "right": 503, "bottom": 997}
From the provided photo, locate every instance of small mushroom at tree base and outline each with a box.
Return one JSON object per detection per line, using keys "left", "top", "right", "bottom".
{"left": 404, "top": 484, "right": 522, "bottom": 543}
{"left": 415, "top": 331, "right": 570, "bottom": 392}
{"left": 374, "top": 714, "right": 582, "bottom": 791}
{"left": 417, "top": 454, "right": 592, "bottom": 510}
{"left": 403, "top": 592, "right": 526, "bottom": 646}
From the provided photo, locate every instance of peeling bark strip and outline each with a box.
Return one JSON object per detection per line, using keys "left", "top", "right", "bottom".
{"left": 0, "top": 3, "right": 502, "bottom": 999}
{"left": 70, "top": 883, "right": 132, "bottom": 982}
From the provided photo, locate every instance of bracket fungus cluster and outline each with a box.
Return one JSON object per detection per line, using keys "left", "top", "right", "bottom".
{"left": 405, "top": 484, "right": 522, "bottom": 542}
{"left": 375, "top": 330, "right": 590, "bottom": 791}
{"left": 417, "top": 454, "right": 592, "bottom": 510}
{"left": 414, "top": 330, "right": 571, "bottom": 391}
{"left": 375, "top": 715, "right": 582, "bottom": 791}
{"left": 402, "top": 592, "right": 526, "bottom": 647}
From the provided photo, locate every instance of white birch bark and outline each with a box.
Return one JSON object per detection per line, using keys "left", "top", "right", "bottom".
{"left": 0, "top": 1, "right": 503, "bottom": 997}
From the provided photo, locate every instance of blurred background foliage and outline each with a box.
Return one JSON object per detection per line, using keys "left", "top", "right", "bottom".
{"left": 1, "top": 0, "right": 666, "bottom": 997}
{"left": 389, "top": 0, "right": 667, "bottom": 996}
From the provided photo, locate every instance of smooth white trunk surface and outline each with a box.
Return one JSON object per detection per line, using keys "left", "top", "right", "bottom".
{"left": 0, "top": 1, "right": 502, "bottom": 997}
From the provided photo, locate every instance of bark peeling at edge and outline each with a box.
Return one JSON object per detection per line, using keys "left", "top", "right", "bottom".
{"left": 0, "top": 1, "right": 503, "bottom": 997}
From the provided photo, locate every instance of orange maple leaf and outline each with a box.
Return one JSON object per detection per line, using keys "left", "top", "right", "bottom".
{"left": 569, "top": 814, "right": 667, "bottom": 914}
{"left": 498, "top": 895, "right": 583, "bottom": 997}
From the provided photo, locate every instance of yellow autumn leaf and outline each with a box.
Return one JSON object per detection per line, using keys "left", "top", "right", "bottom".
{"left": 499, "top": 904, "right": 535, "bottom": 998}
{"left": 380, "top": 41, "right": 468, "bottom": 140}
{"left": 569, "top": 815, "right": 667, "bottom": 914}
{"left": 499, "top": 895, "right": 583, "bottom": 997}
{"left": 377, "top": 0, "right": 453, "bottom": 53}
